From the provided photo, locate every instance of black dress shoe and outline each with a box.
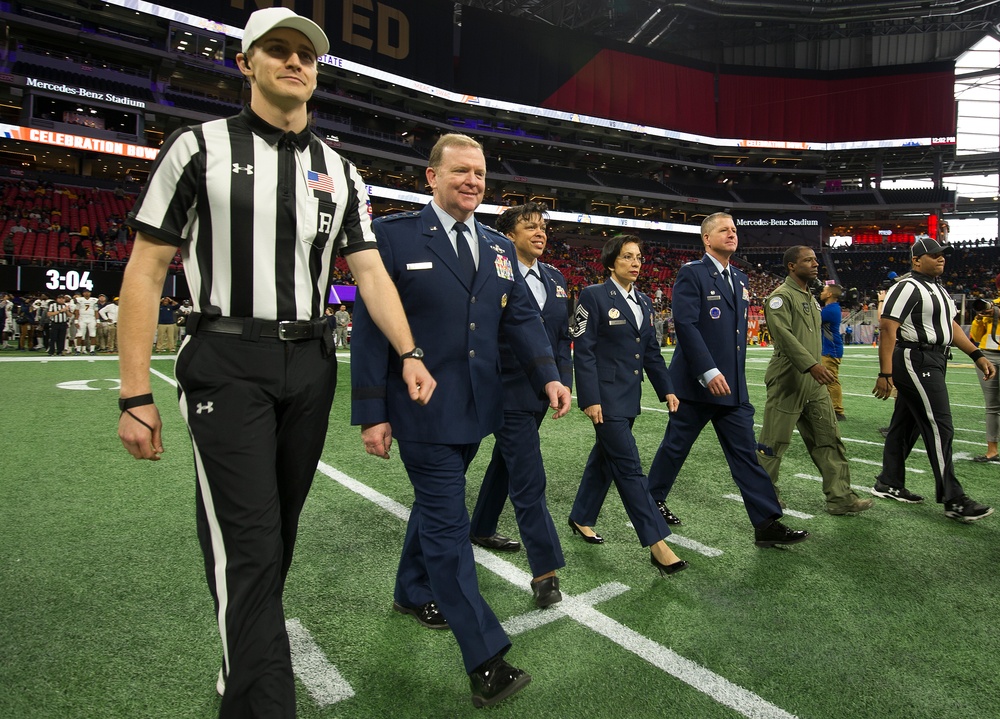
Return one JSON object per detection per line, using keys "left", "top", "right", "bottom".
{"left": 470, "top": 532, "right": 521, "bottom": 552}
{"left": 530, "top": 576, "right": 562, "bottom": 608}
{"left": 656, "top": 500, "right": 682, "bottom": 525}
{"left": 392, "top": 601, "right": 449, "bottom": 630}
{"left": 469, "top": 655, "right": 531, "bottom": 708}
{"left": 650, "top": 553, "right": 688, "bottom": 576}
{"left": 754, "top": 520, "right": 810, "bottom": 548}
{"left": 568, "top": 517, "right": 604, "bottom": 544}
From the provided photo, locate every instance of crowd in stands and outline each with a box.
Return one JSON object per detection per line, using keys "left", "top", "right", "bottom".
{"left": 4, "top": 179, "right": 1000, "bottom": 328}
{"left": 0, "top": 179, "right": 182, "bottom": 271}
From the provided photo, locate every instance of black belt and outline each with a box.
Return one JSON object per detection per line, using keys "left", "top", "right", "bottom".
{"left": 186, "top": 312, "right": 327, "bottom": 342}
{"left": 896, "top": 341, "right": 949, "bottom": 356}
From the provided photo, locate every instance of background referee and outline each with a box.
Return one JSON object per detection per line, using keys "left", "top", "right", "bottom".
{"left": 115, "top": 8, "right": 435, "bottom": 718}
{"left": 872, "top": 235, "right": 994, "bottom": 522}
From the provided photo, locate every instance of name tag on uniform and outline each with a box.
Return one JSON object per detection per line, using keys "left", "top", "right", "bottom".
{"left": 707, "top": 294, "right": 722, "bottom": 301}
{"left": 406, "top": 262, "right": 433, "bottom": 271}
{"left": 609, "top": 319, "right": 627, "bottom": 326}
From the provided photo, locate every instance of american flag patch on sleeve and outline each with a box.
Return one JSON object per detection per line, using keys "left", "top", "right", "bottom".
{"left": 307, "top": 170, "right": 335, "bottom": 193}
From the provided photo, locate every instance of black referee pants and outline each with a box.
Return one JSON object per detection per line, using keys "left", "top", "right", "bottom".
{"left": 48, "top": 322, "right": 67, "bottom": 355}
{"left": 175, "top": 332, "right": 338, "bottom": 719}
{"left": 879, "top": 347, "right": 965, "bottom": 503}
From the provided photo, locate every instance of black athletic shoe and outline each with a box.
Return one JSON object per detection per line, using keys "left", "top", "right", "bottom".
{"left": 872, "top": 481, "right": 924, "bottom": 504}
{"left": 944, "top": 496, "right": 994, "bottom": 523}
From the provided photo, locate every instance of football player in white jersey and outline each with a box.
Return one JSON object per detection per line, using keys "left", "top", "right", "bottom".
{"left": 75, "top": 289, "right": 100, "bottom": 354}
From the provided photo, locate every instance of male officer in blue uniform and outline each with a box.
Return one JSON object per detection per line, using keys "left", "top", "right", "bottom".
{"left": 351, "top": 134, "right": 571, "bottom": 708}
{"left": 468, "top": 202, "right": 572, "bottom": 608}
{"left": 646, "top": 212, "right": 810, "bottom": 548}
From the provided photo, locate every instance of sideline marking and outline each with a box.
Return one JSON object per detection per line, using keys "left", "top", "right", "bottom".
{"left": 626, "top": 522, "right": 724, "bottom": 557}
{"left": 503, "top": 583, "right": 631, "bottom": 636}
{"left": 723, "top": 493, "right": 813, "bottom": 519}
{"left": 318, "top": 462, "right": 797, "bottom": 719}
{"left": 286, "top": 618, "right": 355, "bottom": 707}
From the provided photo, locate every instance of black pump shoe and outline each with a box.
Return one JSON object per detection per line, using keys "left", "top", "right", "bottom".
{"left": 650, "top": 553, "right": 688, "bottom": 576}
{"left": 568, "top": 517, "right": 604, "bottom": 544}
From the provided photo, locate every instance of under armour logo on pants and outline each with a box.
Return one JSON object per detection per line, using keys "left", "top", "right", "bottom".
{"left": 196, "top": 402, "right": 214, "bottom": 414}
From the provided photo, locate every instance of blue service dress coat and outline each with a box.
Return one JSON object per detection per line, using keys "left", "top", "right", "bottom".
{"left": 469, "top": 260, "right": 573, "bottom": 577}
{"left": 646, "top": 255, "right": 783, "bottom": 528}
{"left": 569, "top": 278, "right": 675, "bottom": 546}
{"left": 668, "top": 255, "right": 751, "bottom": 405}
{"left": 350, "top": 203, "right": 560, "bottom": 674}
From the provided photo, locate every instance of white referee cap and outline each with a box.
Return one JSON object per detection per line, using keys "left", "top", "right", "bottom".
{"left": 911, "top": 235, "right": 952, "bottom": 258}
{"left": 242, "top": 7, "right": 329, "bottom": 57}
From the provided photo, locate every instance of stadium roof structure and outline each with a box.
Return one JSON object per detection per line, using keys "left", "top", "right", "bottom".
{"left": 456, "top": 0, "right": 1000, "bottom": 68}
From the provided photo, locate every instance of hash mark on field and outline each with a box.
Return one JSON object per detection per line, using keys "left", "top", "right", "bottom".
{"left": 666, "top": 534, "right": 724, "bottom": 557}
{"left": 849, "top": 457, "right": 925, "bottom": 474}
{"left": 723, "top": 493, "right": 813, "bottom": 519}
{"left": 286, "top": 618, "right": 355, "bottom": 707}
{"left": 318, "top": 462, "right": 798, "bottom": 719}
{"left": 627, "top": 522, "right": 724, "bottom": 557}
{"left": 503, "top": 583, "right": 631, "bottom": 636}
{"left": 794, "top": 473, "right": 876, "bottom": 495}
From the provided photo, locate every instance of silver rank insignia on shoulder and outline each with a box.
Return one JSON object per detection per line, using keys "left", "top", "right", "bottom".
{"left": 609, "top": 308, "right": 620, "bottom": 319}
{"left": 501, "top": 293, "right": 508, "bottom": 308}
{"left": 490, "top": 244, "right": 505, "bottom": 254}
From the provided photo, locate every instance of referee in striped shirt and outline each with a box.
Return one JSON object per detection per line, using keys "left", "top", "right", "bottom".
{"left": 46, "top": 294, "right": 71, "bottom": 356}
{"left": 872, "top": 235, "right": 994, "bottom": 522}
{"left": 116, "top": 9, "right": 435, "bottom": 717}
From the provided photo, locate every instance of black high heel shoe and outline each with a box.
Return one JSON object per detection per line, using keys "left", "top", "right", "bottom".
{"left": 568, "top": 517, "right": 604, "bottom": 544}
{"left": 650, "top": 553, "right": 688, "bottom": 576}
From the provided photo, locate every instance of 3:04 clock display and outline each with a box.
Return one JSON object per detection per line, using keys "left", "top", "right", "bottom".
{"left": 45, "top": 269, "right": 95, "bottom": 291}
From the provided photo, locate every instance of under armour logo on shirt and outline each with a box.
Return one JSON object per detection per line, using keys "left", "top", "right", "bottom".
{"left": 196, "top": 402, "right": 214, "bottom": 414}
{"left": 232, "top": 164, "right": 254, "bottom": 175}
{"left": 921, "top": 372, "right": 931, "bottom": 378}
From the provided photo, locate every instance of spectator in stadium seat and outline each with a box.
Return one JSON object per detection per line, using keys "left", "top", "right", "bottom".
{"left": 116, "top": 8, "right": 432, "bottom": 718}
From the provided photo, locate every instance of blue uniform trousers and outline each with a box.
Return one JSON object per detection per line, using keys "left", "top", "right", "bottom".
{"left": 647, "top": 400, "right": 782, "bottom": 529}
{"left": 395, "top": 439, "right": 511, "bottom": 674}
{"left": 569, "top": 416, "right": 670, "bottom": 547}
{"left": 469, "top": 409, "right": 565, "bottom": 578}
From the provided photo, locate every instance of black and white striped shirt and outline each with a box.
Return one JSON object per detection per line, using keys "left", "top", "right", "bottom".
{"left": 48, "top": 301, "right": 71, "bottom": 324}
{"left": 128, "top": 106, "right": 376, "bottom": 321}
{"left": 881, "top": 271, "right": 955, "bottom": 346}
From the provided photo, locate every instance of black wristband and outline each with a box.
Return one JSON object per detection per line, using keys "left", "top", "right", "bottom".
{"left": 118, "top": 393, "right": 154, "bottom": 412}
{"left": 878, "top": 373, "right": 893, "bottom": 379}
{"left": 970, "top": 349, "right": 986, "bottom": 362}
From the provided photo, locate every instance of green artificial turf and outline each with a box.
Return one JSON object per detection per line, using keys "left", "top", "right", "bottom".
{"left": 2, "top": 347, "right": 999, "bottom": 718}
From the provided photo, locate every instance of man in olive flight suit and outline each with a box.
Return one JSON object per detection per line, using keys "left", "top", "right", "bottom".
{"left": 757, "top": 245, "right": 874, "bottom": 516}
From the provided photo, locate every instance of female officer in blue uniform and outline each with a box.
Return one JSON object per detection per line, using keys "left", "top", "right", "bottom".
{"left": 568, "top": 235, "right": 688, "bottom": 576}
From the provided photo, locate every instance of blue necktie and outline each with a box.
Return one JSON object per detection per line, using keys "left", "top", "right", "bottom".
{"left": 455, "top": 222, "right": 475, "bottom": 285}
{"left": 722, "top": 268, "right": 734, "bottom": 298}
